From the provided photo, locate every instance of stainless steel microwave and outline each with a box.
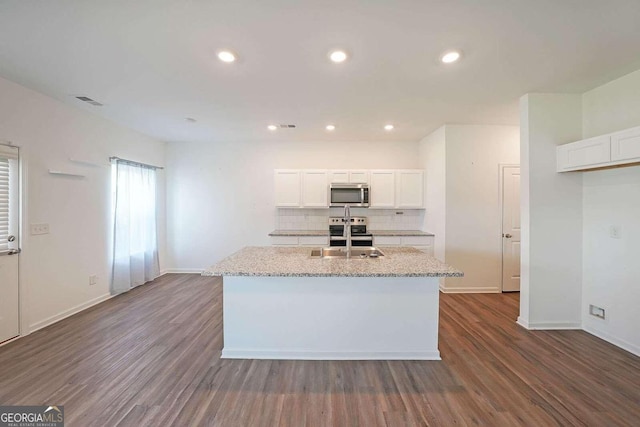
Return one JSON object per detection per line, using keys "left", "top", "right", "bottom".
{"left": 330, "top": 184, "right": 369, "bottom": 207}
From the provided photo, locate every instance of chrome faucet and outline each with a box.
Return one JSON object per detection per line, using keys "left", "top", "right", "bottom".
{"left": 343, "top": 204, "right": 352, "bottom": 259}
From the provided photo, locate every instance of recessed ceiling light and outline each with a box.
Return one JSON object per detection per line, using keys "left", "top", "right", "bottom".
{"left": 267, "top": 124, "right": 278, "bottom": 131}
{"left": 326, "top": 124, "right": 336, "bottom": 131}
{"left": 329, "top": 50, "right": 348, "bottom": 63}
{"left": 217, "top": 50, "right": 237, "bottom": 63}
{"left": 441, "top": 50, "right": 461, "bottom": 64}
{"left": 384, "top": 124, "right": 394, "bottom": 131}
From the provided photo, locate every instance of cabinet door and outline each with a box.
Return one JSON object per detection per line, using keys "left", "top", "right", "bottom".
{"left": 556, "top": 135, "right": 611, "bottom": 172}
{"left": 328, "top": 170, "right": 349, "bottom": 183}
{"left": 396, "top": 170, "right": 424, "bottom": 208}
{"left": 349, "top": 170, "right": 369, "bottom": 183}
{"left": 369, "top": 170, "right": 396, "bottom": 208}
{"left": 302, "top": 170, "right": 328, "bottom": 207}
{"left": 373, "top": 236, "right": 402, "bottom": 246}
{"left": 274, "top": 170, "right": 301, "bottom": 207}
{"left": 611, "top": 126, "right": 640, "bottom": 163}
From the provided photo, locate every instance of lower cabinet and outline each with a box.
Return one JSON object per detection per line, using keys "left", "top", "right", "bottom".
{"left": 373, "top": 235, "right": 434, "bottom": 255}
{"left": 270, "top": 236, "right": 329, "bottom": 247}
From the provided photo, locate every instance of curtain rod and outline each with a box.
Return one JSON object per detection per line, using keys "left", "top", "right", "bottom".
{"left": 109, "top": 156, "right": 164, "bottom": 170}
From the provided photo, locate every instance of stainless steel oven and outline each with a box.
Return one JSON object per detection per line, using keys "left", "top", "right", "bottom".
{"left": 328, "top": 217, "right": 373, "bottom": 247}
{"left": 330, "top": 184, "right": 369, "bottom": 207}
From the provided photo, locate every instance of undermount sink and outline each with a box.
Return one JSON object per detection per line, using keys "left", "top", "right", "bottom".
{"left": 310, "top": 247, "right": 386, "bottom": 259}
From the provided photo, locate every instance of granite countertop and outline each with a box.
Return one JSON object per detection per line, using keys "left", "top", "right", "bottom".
{"left": 203, "top": 246, "right": 463, "bottom": 278}
{"left": 269, "top": 230, "right": 328, "bottom": 236}
{"left": 268, "top": 230, "right": 434, "bottom": 237}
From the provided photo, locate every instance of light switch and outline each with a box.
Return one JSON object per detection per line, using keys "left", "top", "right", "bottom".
{"left": 30, "top": 223, "right": 50, "bottom": 235}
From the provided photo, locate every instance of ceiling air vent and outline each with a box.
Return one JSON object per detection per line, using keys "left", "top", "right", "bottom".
{"left": 279, "top": 124, "right": 296, "bottom": 129}
{"left": 75, "top": 96, "right": 103, "bottom": 106}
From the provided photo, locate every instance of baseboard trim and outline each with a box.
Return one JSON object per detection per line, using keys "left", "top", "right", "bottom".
{"left": 221, "top": 349, "right": 441, "bottom": 361}
{"left": 583, "top": 325, "right": 640, "bottom": 357}
{"left": 160, "top": 268, "right": 204, "bottom": 275}
{"left": 516, "top": 316, "right": 530, "bottom": 329}
{"left": 439, "top": 285, "right": 500, "bottom": 294}
{"left": 29, "top": 293, "right": 114, "bottom": 333}
{"left": 520, "top": 321, "right": 582, "bottom": 330}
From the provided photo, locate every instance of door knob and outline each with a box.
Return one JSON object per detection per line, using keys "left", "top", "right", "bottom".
{"left": 504, "top": 234, "right": 512, "bottom": 238}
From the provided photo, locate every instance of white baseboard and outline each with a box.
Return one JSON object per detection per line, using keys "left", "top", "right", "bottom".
{"left": 160, "top": 268, "right": 204, "bottom": 275}
{"left": 519, "top": 320, "right": 582, "bottom": 330}
{"left": 221, "top": 349, "right": 441, "bottom": 361}
{"left": 516, "top": 316, "right": 530, "bottom": 329}
{"left": 29, "top": 293, "right": 113, "bottom": 333}
{"left": 583, "top": 325, "right": 640, "bottom": 357}
{"left": 439, "top": 285, "right": 500, "bottom": 294}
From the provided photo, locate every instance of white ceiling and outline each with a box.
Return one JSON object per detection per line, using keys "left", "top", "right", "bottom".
{"left": 1, "top": 0, "right": 640, "bottom": 143}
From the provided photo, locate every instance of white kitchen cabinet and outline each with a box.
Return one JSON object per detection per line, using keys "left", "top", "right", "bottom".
{"left": 274, "top": 170, "right": 301, "bottom": 207}
{"left": 396, "top": 170, "right": 424, "bottom": 208}
{"left": 328, "top": 170, "right": 369, "bottom": 184}
{"left": 611, "top": 127, "right": 640, "bottom": 163}
{"left": 302, "top": 170, "right": 328, "bottom": 207}
{"left": 373, "top": 235, "right": 434, "bottom": 256}
{"left": 556, "top": 135, "right": 611, "bottom": 172}
{"left": 349, "top": 170, "right": 369, "bottom": 183}
{"left": 270, "top": 236, "right": 328, "bottom": 247}
{"left": 369, "top": 170, "right": 396, "bottom": 208}
{"left": 370, "top": 170, "right": 424, "bottom": 208}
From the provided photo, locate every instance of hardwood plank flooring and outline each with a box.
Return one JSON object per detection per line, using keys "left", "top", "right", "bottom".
{"left": 0, "top": 274, "right": 638, "bottom": 426}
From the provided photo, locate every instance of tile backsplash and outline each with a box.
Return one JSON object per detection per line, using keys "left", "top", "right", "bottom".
{"left": 275, "top": 208, "right": 425, "bottom": 231}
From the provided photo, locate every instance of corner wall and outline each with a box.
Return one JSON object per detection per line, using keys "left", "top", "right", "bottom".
{"left": 518, "top": 93, "right": 583, "bottom": 329}
{"left": 0, "top": 76, "right": 167, "bottom": 334}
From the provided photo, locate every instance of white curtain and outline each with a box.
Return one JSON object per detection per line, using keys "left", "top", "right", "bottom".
{"left": 111, "top": 161, "right": 159, "bottom": 294}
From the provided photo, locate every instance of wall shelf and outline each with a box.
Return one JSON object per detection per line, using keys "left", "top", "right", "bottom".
{"left": 48, "top": 169, "right": 85, "bottom": 178}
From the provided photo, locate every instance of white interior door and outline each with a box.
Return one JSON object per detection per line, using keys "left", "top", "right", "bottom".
{"left": 0, "top": 144, "right": 20, "bottom": 343}
{"left": 502, "top": 166, "right": 521, "bottom": 292}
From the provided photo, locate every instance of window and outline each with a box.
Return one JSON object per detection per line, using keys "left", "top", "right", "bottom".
{"left": 111, "top": 160, "right": 159, "bottom": 294}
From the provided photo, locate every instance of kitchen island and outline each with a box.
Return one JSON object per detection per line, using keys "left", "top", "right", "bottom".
{"left": 203, "top": 246, "right": 462, "bottom": 360}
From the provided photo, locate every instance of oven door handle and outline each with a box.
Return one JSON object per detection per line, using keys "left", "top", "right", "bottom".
{"left": 350, "top": 236, "right": 373, "bottom": 241}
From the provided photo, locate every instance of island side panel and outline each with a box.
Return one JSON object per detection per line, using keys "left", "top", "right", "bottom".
{"left": 221, "top": 276, "right": 440, "bottom": 360}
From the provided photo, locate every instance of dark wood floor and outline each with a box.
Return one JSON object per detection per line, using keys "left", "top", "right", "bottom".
{"left": 1, "top": 275, "right": 638, "bottom": 426}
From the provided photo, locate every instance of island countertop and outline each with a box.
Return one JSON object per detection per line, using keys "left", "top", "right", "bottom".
{"left": 203, "top": 246, "right": 463, "bottom": 278}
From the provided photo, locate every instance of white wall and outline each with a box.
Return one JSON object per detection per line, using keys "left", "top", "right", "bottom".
{"left": 419, "top": 124, "right": 520, "bottom": 293}
{"left": 166, "top": 140, "right": 420, "bottom": 270}
{"left": 583, "top": 69, "right": 640, "bottom": 138}
{"left": 579, "top": 69, "right": 640, "bottom": 355}
{"left": 0, "top": 76, "right": 167, "bottom": 333}
{"left": 444, "top": 125, "right": 519, "bottom": 292}
{"left": 519, "top": 93, "right": 583, "bottom": 329}
{"left": 419, "top": 126, "right": 446, "bottom": 262}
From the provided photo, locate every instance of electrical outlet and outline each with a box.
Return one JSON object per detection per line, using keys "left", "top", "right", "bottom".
{"left": 609, "top": 225, "right": 622, "bottom": 239}
{"left": 589, "top": 304, "right": 606, "bottom": 319}
{"left": 30, "top": 223, "right": 50, "bottom": 235}
{"left": 89, "top": 275, "right": 97, "bottom": 286}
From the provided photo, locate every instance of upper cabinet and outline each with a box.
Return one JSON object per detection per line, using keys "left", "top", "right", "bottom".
{"left": 611, "top": 127, "right": 640, "bottom": 163}
{"left": 301, "top": 170, "right": 328, "bottom": 207}
{"left": 369, "top": 170, "right": 396, "bottom": 208}
{"left": 557, "top": 125, "right": 640, "bottom": 172}
{"left": 274, "top": 169, "right": 302, "bottom": 207}
{"left": 396, "top": 170, "right": 424, "bottom": 208}
{"left": 328, "top": 170, "right": 369, "bottom": 184}
{"left": 370, "top": 170, "right": 424, "bottom": 209}
{"left": 275, "top": 168, "right": 424, "bottom": 209}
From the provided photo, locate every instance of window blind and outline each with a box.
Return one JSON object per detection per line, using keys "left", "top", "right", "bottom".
{"left": 0, "top": 157, "right": 9, "bottom": 251}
